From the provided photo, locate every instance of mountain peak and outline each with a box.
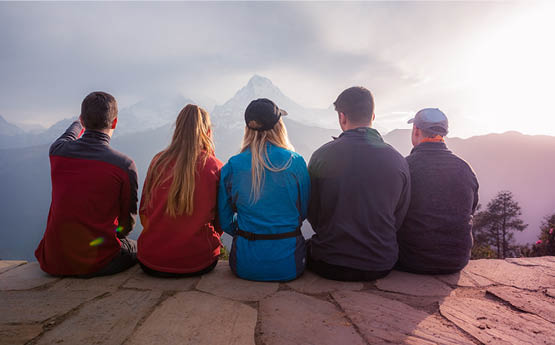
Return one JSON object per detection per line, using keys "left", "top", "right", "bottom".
{"left": 246, "top": 75, "right": 274, "bottom": 89}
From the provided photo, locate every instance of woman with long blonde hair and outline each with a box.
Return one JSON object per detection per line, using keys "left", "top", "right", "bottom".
{"left": 138, "top": 104, "right": 223, "bottom": 277}
{"left": 218, "top": 98, "right": 310, "bottom": 281}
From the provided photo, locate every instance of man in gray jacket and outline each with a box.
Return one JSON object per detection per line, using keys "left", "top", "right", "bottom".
{"left": 397, "top": 108, "right": 479, "bottom": 274}
{"left": 307, "top": 87, "right": 411, "bottom": 281}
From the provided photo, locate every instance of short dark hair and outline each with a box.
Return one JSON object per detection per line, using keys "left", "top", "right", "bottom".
{"left": 80, "top": 91, "right": 118, "bottom": 130}
{"left": 333, "top": 86, "right": 374, "bottom": 124}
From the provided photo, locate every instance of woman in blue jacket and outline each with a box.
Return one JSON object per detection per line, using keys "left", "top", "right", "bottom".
{"left": 218, "top": 98, "right": 309, "bottom": 282}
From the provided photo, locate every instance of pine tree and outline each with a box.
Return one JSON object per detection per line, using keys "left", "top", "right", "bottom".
{"left": 473, "top": 191, "right": 527, "bottom": 259}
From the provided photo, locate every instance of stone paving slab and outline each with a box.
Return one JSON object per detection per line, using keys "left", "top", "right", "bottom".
{"left": 0, "top": 260, "right": 27, "bottom": 274}
{"left": 375, "top": 270, "right": 453, "bottom": 296}
{"left": 546, "top": 288, "right": 555, "bottom": 298}
{"left": 463, "top": 259, "right": 555, "bottom": 290}
{"left": 196, "top": 262, "right": 278, "bottom": 301}
{"left": 487, "top": 286, "right": 555, "bottom": 323}
{"left": 0, "top": 290, "right": 103, "bottom": 323}
{"left": 36, "top": 289, "right": 162, "bottom": 345}
{"left": 49, "top": 265, "right": 140, "bottom": 292}
{"left": 122, "top": 269, "right": 199, "bottom": 291}
{"left": 285, "top": 271, "right": 363, "bottom": 294}
{"left": 0, "top": 262, "right": 59, "bottom": 291}
{"left": 435, "top": 269, "right": 495, "bottom": 288}
{"left": 0, "top": 324, "right": 43, "bottom": 345}
{"left": 259, "top": 290, "right": 365, "bottom": 345}
{"left": 333, "top": 290, "right": 474, "bottom": 345}
{"left": 506, "top": 257, "right": 555, "bottom": 277}
{"left": 440, "top": 296, "right": 555, "bottom": 344}
{"left": 125, "top": 291, "right": 257, "bottom": 345}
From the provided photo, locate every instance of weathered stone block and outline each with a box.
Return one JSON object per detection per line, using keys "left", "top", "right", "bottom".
{"left": 0, "top": 260, "right": 27, "bottom": 274}
{"left": 196, "top": 262, "right": 278, "bottom": 301}
{"left": 36, "top": 289, "right": 162, "bottom": 345}
{"left": 375, "top": 270, "right": 453, "bottom": 296}
{"left": 0, "top": 262, "right": 58, "bottom": 290}
{"left": 285, "top": 271, "right": 363, "bottom": 294}
{"left": 333, "top": 290, "right": 474, "bottom": 344}
{"left": 487, "top": 286, "right": 555, "bottom": 323}
{"left": 122, "top": 269, "right": 199, "bottom": 291}
{"left": 259, "top": 290, "right": 366, "bottom": 345}
{"left": 126, "top": 291, "right": 257, "bottom": 345}
{"left": 0, "top": 290, "right": 102, "bottom": 323}
{"left": 440, "top": 296, "right": 555, "bottom": 344}
{"left": 0, "top": 324, "right": 43, "bottom": 345}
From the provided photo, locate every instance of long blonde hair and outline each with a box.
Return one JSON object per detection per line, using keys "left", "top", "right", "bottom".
{"left": 143, "top": 104, "right": 214, "bottom": 217}
{"left": 240, "top": 118, "right": 294, "bottom": 203}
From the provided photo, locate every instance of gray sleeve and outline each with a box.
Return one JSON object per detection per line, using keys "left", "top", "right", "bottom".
{"left": 49, "top": 120, "right": 83, "bottom": 155}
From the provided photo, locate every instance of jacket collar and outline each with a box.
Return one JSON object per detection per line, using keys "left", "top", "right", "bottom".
{"left": 81, "top": 130, "right": 111, "bottom": 145}
{"left": 410, "top": 141, "right": 449, "bottom": 154}
{"left": 335, "top": 126, "right": 383, "bottom": 142}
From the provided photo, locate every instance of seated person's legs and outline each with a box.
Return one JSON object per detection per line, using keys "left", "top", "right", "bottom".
{"left": 139, "top": 259, "right": 218, "bottom": 278}
{"left": 78, "top": 238, "right": 138, "bottom": 278}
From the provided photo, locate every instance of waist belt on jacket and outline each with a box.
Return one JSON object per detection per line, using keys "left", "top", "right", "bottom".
{"left": 236, "top": 227, "right": 301, "bottom": 241}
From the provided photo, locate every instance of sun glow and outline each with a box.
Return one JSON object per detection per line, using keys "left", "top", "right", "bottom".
{"left": 462, "top": 2, "right": 555, "bottom": 136}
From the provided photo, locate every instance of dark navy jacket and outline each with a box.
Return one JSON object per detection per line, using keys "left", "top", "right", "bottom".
{"left": 35, "top": 121, "right": 138, "bottom": 276}
{"left": 307, "top": 127, "right": 411, "bottom": 272}
{"left": 397, "top": 141, "right": 479, "bottom": 273}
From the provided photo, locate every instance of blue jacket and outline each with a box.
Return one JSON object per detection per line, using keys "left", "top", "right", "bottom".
{"left": 218, "top": 143, "right": 309, "bottom": 281}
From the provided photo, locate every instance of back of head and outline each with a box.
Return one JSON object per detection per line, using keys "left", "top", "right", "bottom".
{"left": 80, "top": 91, "right": 118, "bottom": 130}
{"left": 334, "top": 86, "right": 374, "bottom": 125}
{"left": 143, "top": 104, "right": 214, "bottom": 217}
{"left": 241, "top": 99, "right": 294, "bottom": 202}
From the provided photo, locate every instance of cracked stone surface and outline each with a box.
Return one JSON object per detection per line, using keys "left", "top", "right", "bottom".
{"left": 259, "top": 290, "right": 366, "bottom": 345}
{"left": 1, "top": 257, "right": 554, "bottom": 345}
{"left": 122, "top": 269, "right": 199, "bottom": 291}
{"left": 487, "top": 286, "right": 555, "bottom": 323}
{"left": 440, "top": 296, "right": 555, "bottom": 344}
{"left": 0, "top": 260, "right": 26, "bottom": 274}
{"left": 196, "top": 262, "right": 278, "bottom": 301}
{"left": 333, "top": 290, "right": 474, "bottom": 344}
{"left": 0, "top": 289, "right": 103, "bottom": 323}
{"left": 285, "top": 270, "right": 363, "bottom": 294}
{"left": 49, "top": 265, "right": 141, "bottom": 292}
{"left": 126, "top": 291, "right": 257, "bottom": 345}
{"left": 0, "top": 262, "right": 59, "bottom": 290}
{"left": 36, "top": 289, "right": 162, "bottom": 345}
{"left": 462, "top": 259, "right": 555, "bottom": 290}
{"left": 375, "top": 270, "right": 453, "bottom": 296}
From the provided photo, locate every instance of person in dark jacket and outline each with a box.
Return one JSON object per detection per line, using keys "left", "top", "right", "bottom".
{"left": 35, "top": 92, "right": 138, "bottom": 277}
{"left": 397, "top": 108, "right": 479, "bottom": 274}
{"left": 307, "top": 86, "right": 411, "bottom": 281}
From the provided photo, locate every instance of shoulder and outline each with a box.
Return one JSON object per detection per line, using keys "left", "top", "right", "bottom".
{"left": 106, "top": 147, "right": 137, "bottom": 175}
{"left": 310, "top": 139, "right": 337, "bottom": 162}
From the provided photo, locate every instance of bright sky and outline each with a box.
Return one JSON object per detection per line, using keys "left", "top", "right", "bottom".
{"left": 0, "top": 1, "right": 554, "bottom": 138}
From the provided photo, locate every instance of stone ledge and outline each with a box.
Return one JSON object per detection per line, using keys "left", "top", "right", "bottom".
{"left": 0, "top": 257, "right": 554, "bottom": 345}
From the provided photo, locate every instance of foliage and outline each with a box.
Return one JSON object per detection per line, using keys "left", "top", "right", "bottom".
{"left": 527, "top": 213, "right": 555, "bottom": 256}
{"left": 472, "top": 191, "right": 527, "bottom": 259}
{"left": 219, "top": 245, "right": 230, "bottom": 260}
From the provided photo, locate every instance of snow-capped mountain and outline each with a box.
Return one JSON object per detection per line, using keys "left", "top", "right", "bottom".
{"left": 211, "top": 75, "right": 339, "bottom": 130}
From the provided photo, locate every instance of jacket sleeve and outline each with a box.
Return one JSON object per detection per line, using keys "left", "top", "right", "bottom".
{"left": 117, "top": 161, "right": 138, "bottom": 238}
{"left": 49, "top": 120, "right": 84, "bottom": 155}
{"left": 217, "top": 162, "right": 237, "bottom": 236}
{"left": 307, "top": 154, "right": 320, "bottom": 230}
{"left": 296, "top": 156, "right": 310, "bottom": 221}
{"left": 394, "top": 168, "right": 411, "bottom": 231}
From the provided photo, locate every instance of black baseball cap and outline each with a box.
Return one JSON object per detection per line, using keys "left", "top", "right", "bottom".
{"left": 244, "top": 98, "right": 288, "bottom": 131}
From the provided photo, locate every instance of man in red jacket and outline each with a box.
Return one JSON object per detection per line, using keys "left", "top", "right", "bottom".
{"left": 35, "top": 91, "right": 138, "bottom": 277}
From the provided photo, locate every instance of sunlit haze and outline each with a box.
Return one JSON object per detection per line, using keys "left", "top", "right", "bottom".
{"left": 1, "top": 1, "right": 554, "bottom": 138}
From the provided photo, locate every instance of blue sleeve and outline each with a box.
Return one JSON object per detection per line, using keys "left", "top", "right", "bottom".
{"left": 49, "top": 120, "right": 83, "bottom": 155}
{"left": 217, "top": 162, "right": 237, "bottom": 236}
{"left": 296, "top": 156, "right": 310, "bottom": 221}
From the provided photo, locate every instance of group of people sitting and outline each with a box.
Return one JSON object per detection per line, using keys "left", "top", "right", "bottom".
{"left": 35, "top": 86, "right": 479, "bottom": 282}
